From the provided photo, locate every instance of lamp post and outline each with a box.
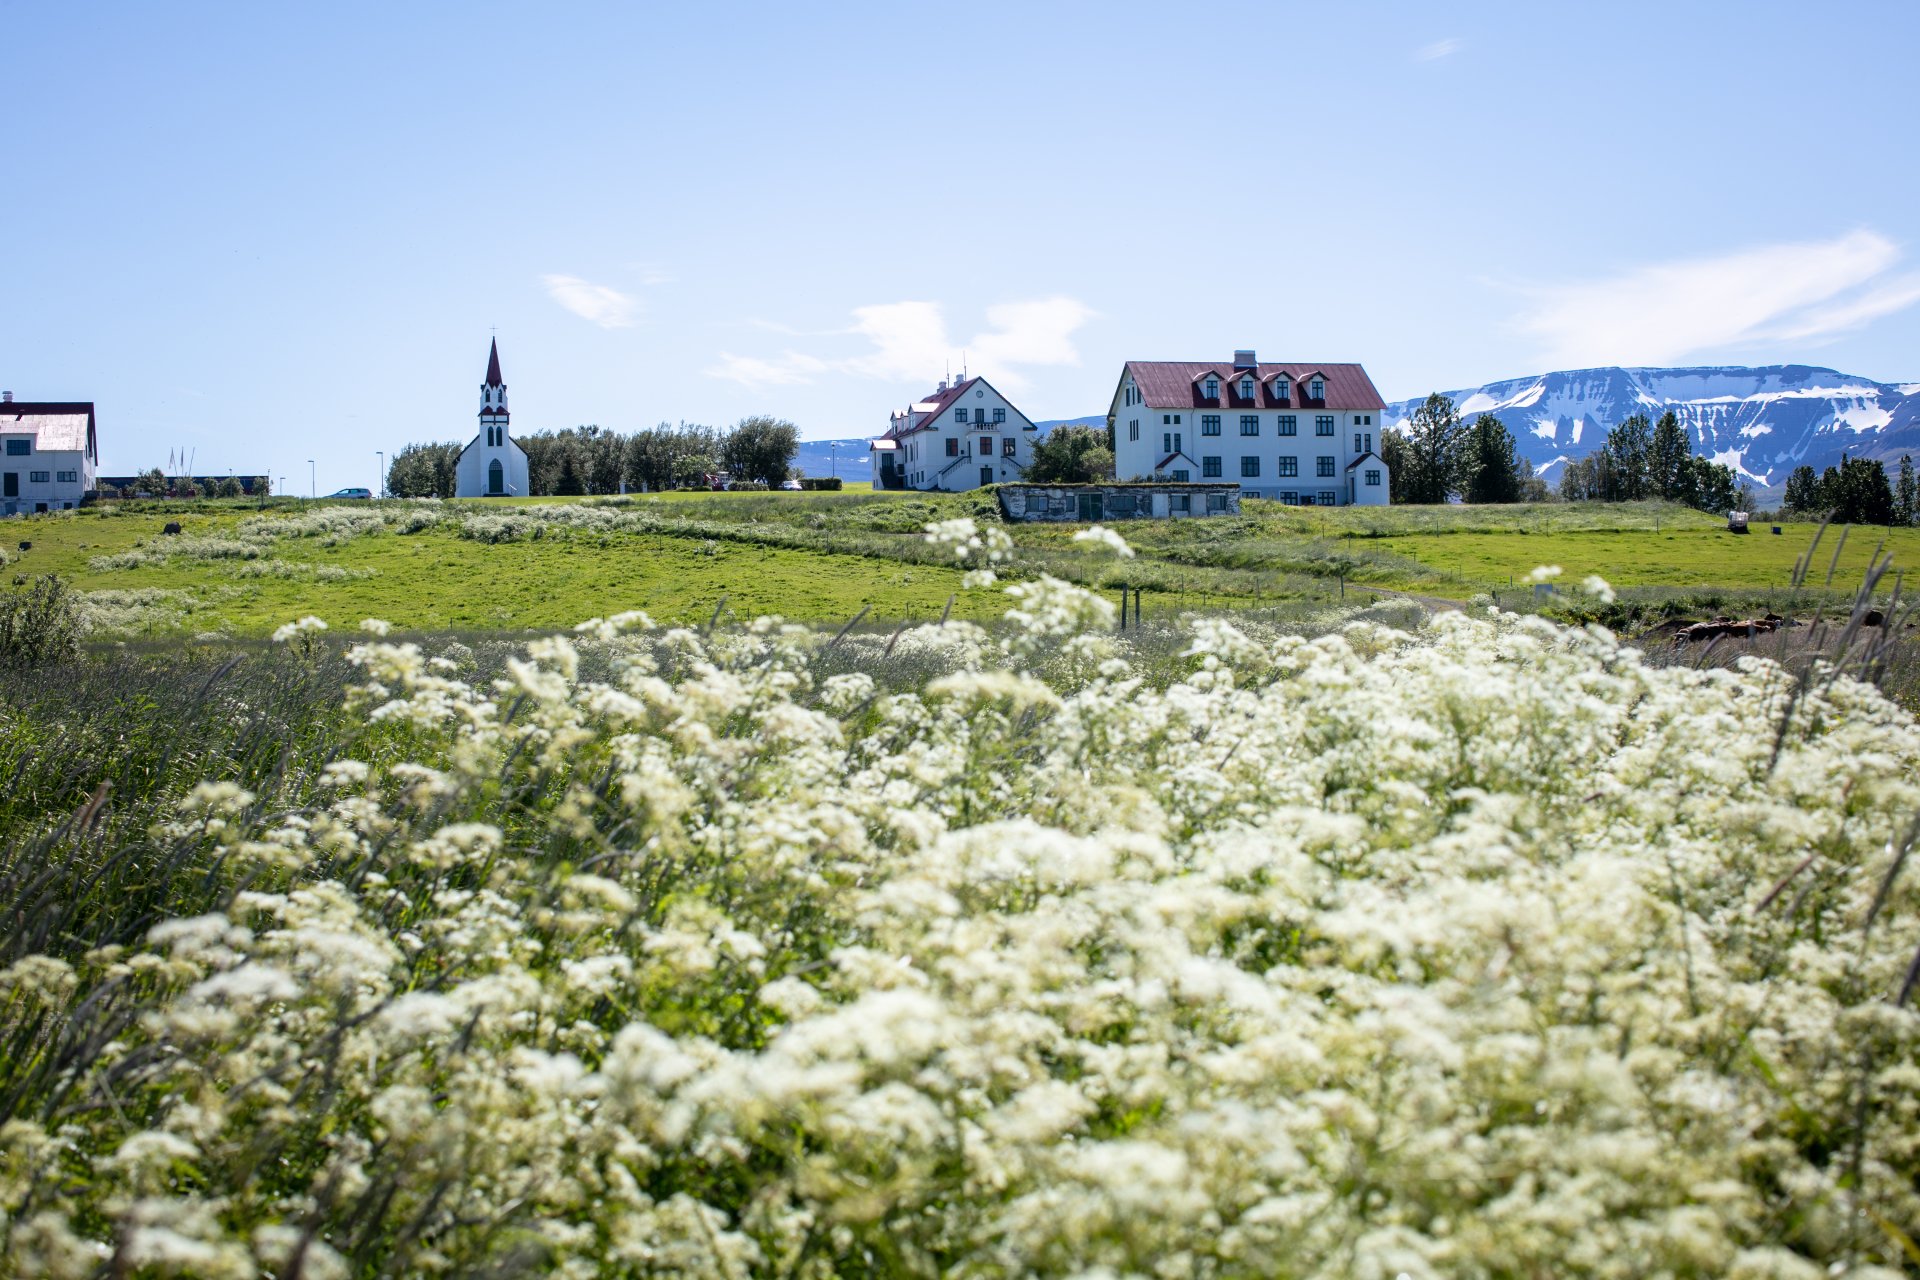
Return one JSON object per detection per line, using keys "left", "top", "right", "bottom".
{"left": 377, "top": 451, "right": 384, "bottom": 499}
{"left": 308, "top": 460, "right": 315, "bottom": 501}
{"left": 830, "top": 441, "right": 837, "bottom": 478}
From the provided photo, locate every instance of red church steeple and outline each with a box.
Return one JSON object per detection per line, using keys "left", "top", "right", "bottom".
{"left": 479, "top": 338, "right": 509, "bottom": 434}
{"left": 485, "top": 337, "right": 504, "bottom": 388}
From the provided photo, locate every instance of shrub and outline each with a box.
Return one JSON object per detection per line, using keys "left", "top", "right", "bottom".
{"left": 2, "top": 558, "right": 1919, "bottom": 1275}
{"left": 0, "top": 574, "right": 84, "bottom": 666}
{"left": 798, "top": 476, "right": 843, "bottom": 490}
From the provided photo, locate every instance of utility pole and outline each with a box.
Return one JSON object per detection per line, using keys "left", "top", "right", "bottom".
{"left": 308, "top": 459, "right": 315, "bottom": 501}
{"left": 377, "top": 451, "right": 385, "bottom": 498}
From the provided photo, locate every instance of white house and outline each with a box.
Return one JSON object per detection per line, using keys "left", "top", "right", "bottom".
{"left": 455, "top": 339, "right": 530, "bottom": 498}
{"left": 870, "top": 375, "right": 1038, "bottom": 491}
{"left": 0, "top": 393, "right": 97, "bottom": 515}
{"left": 1108, "top": 351, "right": 1390, "bottom": 506}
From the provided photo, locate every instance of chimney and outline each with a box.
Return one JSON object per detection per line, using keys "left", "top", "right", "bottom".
{"left": 1233, "top": 349, "right": 1257, "bottom": 370}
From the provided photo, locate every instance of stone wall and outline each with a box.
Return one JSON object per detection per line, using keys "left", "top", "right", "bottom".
{"left": 997, "top": 483, "right": 1241, "bottom": 522}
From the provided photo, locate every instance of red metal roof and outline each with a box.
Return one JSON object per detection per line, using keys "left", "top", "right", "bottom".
{"left": 485, "top": 338, "right": 504, "bottom": 387}
{"left": 884, "top": 377, "right": 981, "bottom": 439}
{"left": 1126, "top": 362, "right": 1383, "bottom": 411}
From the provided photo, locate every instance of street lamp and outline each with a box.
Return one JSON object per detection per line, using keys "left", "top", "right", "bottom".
{"left": 377, "top": 451, "right": 384, "bottom": 499}
{"left": 308, "top": 460, "right": 315, "bottom": 500}
{"left": 830, "top": 441, "right": 838, "bottom": 478}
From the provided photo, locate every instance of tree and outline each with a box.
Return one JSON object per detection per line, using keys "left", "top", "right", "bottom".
{"left": 1604, "top": 413, "right": 1653, "bottom": 501}
{"left": 1401, "top": 394, "right": 1462, "bottom": 504}
{"left": 1897, "top": 455, "right": 1917, "bottom": 527}
{"left": 1686, "top": 456, "right": 1738, "bottom": 515}
{"left": 1648, "top": 411, "right": 1693, "bottom": 502}
{"left": 1818, "top": 455, "right": 1895, "bottom": 525}
{"left": 554, "top": 450, "right": 585, "bottom": 496}
{"left": 721, "top": 416, "right": 800, "bottom": 487}
{"left": 135, "top": 467, "right": 166, "bottom": 497}
{"left": 1456, "top": 413, "right": 1524, "bottom": 504}
{"left": 1378, "top": 428, "right": 1412, "bottom": 504}
{"left": 1782, "top": 465, "right": 1822, "bottom": 515}
{"left": 1026, "top": 425, "right": 1115, "bottom": 484}
{"left": 387, "top": 443, "right": 461, "bottom": 498}
{"left": 214, "top": 476, "right": 243, "bottom": 499}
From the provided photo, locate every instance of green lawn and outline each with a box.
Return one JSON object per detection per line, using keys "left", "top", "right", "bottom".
{"left": 6, "top": 495, "right": 1911, "bottom": 637}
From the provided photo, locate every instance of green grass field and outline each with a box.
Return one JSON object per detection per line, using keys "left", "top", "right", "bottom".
{"left": 5, "top": 493, "right": 1912, "bottom": 637}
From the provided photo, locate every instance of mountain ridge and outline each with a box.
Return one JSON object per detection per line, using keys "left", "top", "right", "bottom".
{"left": 1383, "top": 364, "right": 1920, "bottom": 493}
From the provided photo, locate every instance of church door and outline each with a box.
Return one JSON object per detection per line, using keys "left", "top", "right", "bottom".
{"left": 488, "top": 459, "right": 503, "bottom": 495}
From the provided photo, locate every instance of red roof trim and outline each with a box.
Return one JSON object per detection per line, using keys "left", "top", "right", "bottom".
{"left": 1125, "top": 362, "right": 1384, "bottom": 412}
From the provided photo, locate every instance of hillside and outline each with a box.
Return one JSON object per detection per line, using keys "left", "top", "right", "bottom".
{"left": 1384, "top": 365, "right": 1920, "bottom": 492}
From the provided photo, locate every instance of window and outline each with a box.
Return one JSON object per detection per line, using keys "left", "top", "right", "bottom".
{"left": 993, "top": 407, "right": 1006, "bottom": 424}
{"left": 1240, "top": 456, "right": 1261, "bottom": 478}
{"left": 1317, "top": 456, "right": 1336, "bottom": 477}
{"left": 1365, "top": 433, "right": 1373, "bottom": 453}
{"left": 979, "top": 437, "right": 993, "bottom": 456}
{"left": 946, "top": 438, "right": 960, "bottom": 457}
{"left": 1319, "top": 489, "right": 1337, "bottom": 505}
{"left": 1129, "top": 420, "right": 1140, "bottom": 442}
{"left": 1173, "top": 493, "right": 1192, "bottom": 514}
{"left": 1354, "top": 432, "right": 1363, "bottom": 453}
{"left": 1201, "top": 414, "right": 1221, "bottom": 435}
{"left": 1163, "top": 432, "right": 1172, "bottom": 454}
{"left": 1203, "top": 377, "right": 1219, "bottom": 399}
{"left": 1162, "top": 413, "right": 1182, "bottom": 425}
{"left": 954, "top": 408, "right": 967, "bottom": 424}
{"left": 1001, "top": 437, "right": 1015, "bottom": 457}
{"left": 1316, "top": 415, "right": 1335, "bottom": 436}
{"left": 1280, "top": 490, "right": 1299, "bottom": 505}
{"left": 1278, "top": 415, "right": 1297, "bottom": 436}
{"left": 29, "top": 470, "right": 49, "bottom": 483}
{"left": 1202, "top": 455, "right": 1222, "bottom": 478}
{"left": 1239, "top": 415, "right": 1259, "bottom": 436}
{"left": 4, "top": 440, "right": 26, "bottom": 456}
{"left": 1309, "top": 378, "right": 1325, "bottom": 400}
{"left": 57, "top": 470, "right": 76, "bottom": 483}
{"left": 1279, "top": 456, "right": 1298, "bottom": 477}
{"left": 1238, "top": 376, "right": 1254, "bottom": 399}
{"left": 1273, "top": 376, "right": 1290, "bottom": 401}
{"left": 1365, "top": 469, "right": 1382, "bottom": 486}
{"left": 976, "top": 408, "right": 989, "bottom": 424}
{"left": 1171, "top": 469, "right": 1190, "bottom": 482}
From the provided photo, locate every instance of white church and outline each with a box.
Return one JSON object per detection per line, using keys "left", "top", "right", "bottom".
{"left": 455, "top": 339, "right": 530, "bottom": 498}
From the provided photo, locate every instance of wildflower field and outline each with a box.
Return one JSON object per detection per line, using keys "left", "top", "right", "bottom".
{"left": 3, "top": 518, "right": 1920, "bottom": 1278}
{"left": 10, "top": 494, "right": 1918, "bottom": 639}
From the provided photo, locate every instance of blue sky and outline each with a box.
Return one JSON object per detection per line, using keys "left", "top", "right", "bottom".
{"left": 6, "top": 0, "right": 1920, "bottom": 488}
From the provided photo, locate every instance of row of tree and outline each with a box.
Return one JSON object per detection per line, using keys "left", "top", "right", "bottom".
{"left": 1381, "top": 395, "right": 1545, "bottom": 505}
{"left": 1380, "top": 395, "right": 1759, "bottom": 514}
{"left": 1780, "top": 455, "right": 1917, "bottom": 526}
{"left": 386, "top": 418, "right": 801, "bottom": 498}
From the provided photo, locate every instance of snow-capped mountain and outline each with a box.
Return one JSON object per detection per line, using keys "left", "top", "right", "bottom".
{"left": 1384, "top": 366, "right": 1920, "bottom": 493}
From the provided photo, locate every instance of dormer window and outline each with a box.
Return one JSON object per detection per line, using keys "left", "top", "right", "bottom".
{"left": 1238, "top": 376, "right": 1254, "bottom": 400}
{"left": 1203, "top": 377, "right": 1219, "bottom": 399}
{"left": 1309, "top": 377, "right": 1325, "bottom": 400}
{"left": 1273, "top": 376, "right": 1290, "bottom": 401}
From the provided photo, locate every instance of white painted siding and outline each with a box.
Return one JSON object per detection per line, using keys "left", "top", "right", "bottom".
{"left": 0, "top": 439, "right": 90, "bottom": 514}
{"left": 893, "top": 378, "right": 1038, "bottom": 491}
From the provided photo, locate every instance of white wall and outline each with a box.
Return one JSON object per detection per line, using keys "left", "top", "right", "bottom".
{"left": 455, "top": 427, "right": 530, "bottom": 497}
{"left": 896, "top": 378, "right": 1038, "bottom": 491}
{"left": 0, "top": 440, "right": 90, "bottom": 513}
{"left": 1110, "top": 367, "right": 1387, "bottom": 506}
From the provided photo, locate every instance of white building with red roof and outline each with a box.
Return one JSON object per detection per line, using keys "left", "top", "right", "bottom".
{"left": 455, "top": 338, "right": 530, "bottom": 498}
{"left": 869, "top": 374, "right": 1037, "bottom": 491}
{"left": 1108, "top": 350, "right": 1390, "bottom": 506}
{"left": 0, "top": 393, "right": 98, "bottom": 515}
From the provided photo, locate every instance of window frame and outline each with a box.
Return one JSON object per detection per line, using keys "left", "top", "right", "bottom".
{"left": 1278, "top": 456, "right": 1298, "bottom": 478}
{"left": 1278, "top": 415, "right": 1297, "bottom": 437}
{"left": 1239, "top": 414, "right": 1260, "bottom": 436}
{"left": 1202, "top": 455, "right": 1222, "bottom": 478}
{"left": 1240, "top": 456, "right": 1261, "bottom": 478}
{"left": 1315, "top": 415, "right": 1335, "bottom": 436}
{"left": 1201, "top": 414, "right": 1222, "bottom": 436}
{"left": 1317, "top": 455, "right": 1337, "bottom": 478}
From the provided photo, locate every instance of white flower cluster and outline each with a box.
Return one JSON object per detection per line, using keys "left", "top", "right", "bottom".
{"left": 4, "top": 591, "right": 1920, "bottom": 1277}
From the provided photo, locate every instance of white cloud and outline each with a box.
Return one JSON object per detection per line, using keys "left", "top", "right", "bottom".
{"left": 543, "top": 274, "right": 639, "bottom": 329}
{"left": 1514, "top": 230, "right": 1920, "bottom": 367}
{"left": 1415, "top": 38, "right": 1462, "bottom": 61}
{"left": 706, "top": 296, "right": 1094, "bottom": 391}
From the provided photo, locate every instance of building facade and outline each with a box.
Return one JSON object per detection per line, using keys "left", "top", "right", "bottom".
{"left": 870, "top": 375, "right": 1037, "bottom": 491}
{"left": 0, "top": 394, "right": 98, "bottom": 515}
{"left": 455, "top": 339, "right": 530, "bottom": 498}
{"left": 1108, "top": 351, "right": 1389, "bottom": 506}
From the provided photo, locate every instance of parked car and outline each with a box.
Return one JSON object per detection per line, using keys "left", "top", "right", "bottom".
{"left": 326, "top": 487, "right": 373, "bottom": 499}
{"left": 779, "top": 479, "right": 803, "bottom": 491}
